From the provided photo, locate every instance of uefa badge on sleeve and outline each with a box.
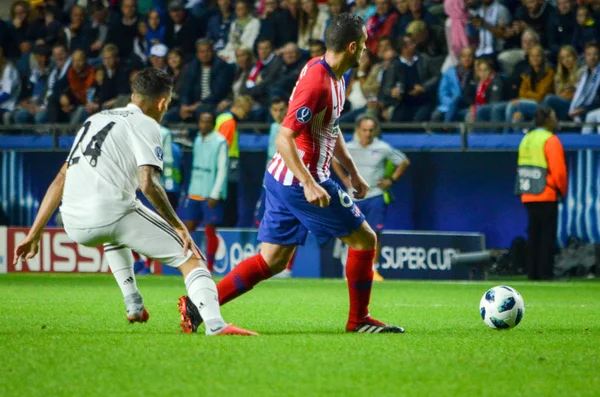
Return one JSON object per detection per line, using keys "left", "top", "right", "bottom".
{"left": 155, "top": 146, "right": 163, "bottom": 161}
{"left": 296, "top": 107, "right": 312, "bottom": 124}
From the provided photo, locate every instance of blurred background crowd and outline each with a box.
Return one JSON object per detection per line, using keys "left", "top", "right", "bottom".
{"left": 1, "top": 0, "right": 600, "bottom": 132}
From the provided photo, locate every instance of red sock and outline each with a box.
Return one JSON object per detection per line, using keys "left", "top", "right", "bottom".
{"left": 204, "top": 225, "right": 218, "bottom": 272}
{"left": 286, "top": 250, "right": 297, "bottom": 271}
{"left": 217, "top": 254, "right": 272, "bottom": 305}
{"left": 346, "top": 248, "right": 376, "bottom": 328}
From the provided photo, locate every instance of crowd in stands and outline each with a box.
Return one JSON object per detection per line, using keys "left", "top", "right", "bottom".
{"left": 1, "top": 0, "right": 600, "bottom": 132}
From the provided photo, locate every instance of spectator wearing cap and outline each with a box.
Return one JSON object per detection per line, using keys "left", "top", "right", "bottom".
{"left": 0, "top": 46, "right": 22, "bottom": 125}
{"left": 218, "top": 0, "right": 260, "bottom": 63}
{"left": 149, "top": 43, "right": 169, "bottom": 72}
{"left": 106, "top": 0, "right": 140, "bottom": 61}
{"left": 12, "top": 44, "right": 50, "bottom": 125}
{"left": 206, "top": 0, "right": 235, "bottom": 52}
{"left": 239, "top": 38, "right": 282, "bottom": 109}
{"left": 365, "top": 0, "right": 399, "bottom": 56}
{"left": 164, "top": 0, "right": 204, "bottom": 60}
{"left": 394, "top": 0, "right": 440, "bottom": 38}
{"left": 163, "top": 38, "right": 235, "bottom": 123}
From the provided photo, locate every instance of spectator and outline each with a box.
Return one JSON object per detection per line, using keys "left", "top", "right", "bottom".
{"left": 543, "top": 45, "right": 581, "bottom": 120}
{"left": 431, "top": 47, "right": 476, "bottom": 123}
{"left": 572, "top": 43, "right": 600, "bottom": 129}
{"left": 7, "top": 1, "right": 33, "bottom": 61}
{"left": 163, "top": 38, "right": 235, "bottom": 123}
{"left": 365, "top": 0, "right": 399, "bottom": 55}
{"left": 270, "top": 42, "right": 306, "bottom": 98}
{"left": 383, "top": 35, "right": 440, "bottom": 122}
{"left": 547, "top": 0, "right": 576, "bottom": 60}
{"left": 44, "top": 42, "right": 71, "bottom": 123}
{"left": 505, "top": 45, "right": 555, "bottom": 133}
{"left": 297, "top": 0, "right": 329, "bottom": 50}
{"left": 28, "top": 5, "right": 63, "bottom": 48}
{"left": 360, "top": 36, "right": 394, "bottom": 117}
{"left": 106, "top": 0, "right": 139, "bottom": 61}
{"left": 167, "top": 47, "right": 187, "bottom": 108}
{"left": 62, "top": 49, "right": 95, "bottom": 124}
{"left": 266, "top": 0, "right": 300, "bottom": 49}
{"left": 379, "top": 46, "right": 402, "bottom": 120}
{"left": 87, "top": 1, "right": 109, "bottom": 59}
{"left": 63, "top": 5, "right": 90, "bottom": 54}
{"left": 146, "top": 9, "right": 166, "bottom": 47}
{"left": 230, "top": 47, "right": 255, "bottom": 104}
{"left": 206, "top": 0, "right": 234, "bottom": 52}
{"left": 572, "top": 5, "right": 598, "bottom": 55}
{"left": 471, "top": 0, "right": 511, "bottom": 59}
{"left": 308, "top": 38, "right": 326, "bottom": 57}
{"left": 472, "top": 58, "right": 505, "bottom": 126}
{"left": 240, "top": 38, "right": 282, "bottom": 108}
{"left": 149, "top": 43, "right": 169, "bottom": 72}
{"left": 442, "top": 0, "right": 470, "bottom": 71}
{"left": 258, "top": 0, "right": 279, "bottom": 42}
{"left": 12, "top": 44, "right": 50, "bottom": 125}
{"left": 326, "top": 0, "right": 347, "bottom": 27}
{"left": 394, "top": 0, "right": 409, "bottom": 19}
{"left": 218, "top": 0, "right": 261, "bottom": 63}
{"left": 215, "top": 95, "right": 253, "bottom": 227}
{"left": 164, "top": 0, "right": 203, "bottom": 60}
{"left": 353, "top": 0, "right": 376, "bottom": 21}
{"left": 133, "top": 20, "right": 150, "bottom": 64}
{"left": 405, "top": 20, "right": 446, "bottom": 64}
{"left": 341, "top": 51, "right": 378, "bottom": 122}
{"left": 502, "top": 29, "right": 540, "bottom": 98}
{"left": 511, "top": 0, "right": 555, "bottom": 48}
{"left": 95, "top": 44, "right": 130, "bottom": 110}
{"left": 0, "top": 46, "right": 21, "bottom": 124}
{"left": 395, "top": 0, "right": 440, "bottom": 37}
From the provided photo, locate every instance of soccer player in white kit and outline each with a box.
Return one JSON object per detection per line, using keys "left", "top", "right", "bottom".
{"left": 13, "top": 68, "right": 256, "bottom": 336}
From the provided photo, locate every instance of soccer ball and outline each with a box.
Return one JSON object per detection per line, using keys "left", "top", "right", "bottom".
{"left": 479, "top": 286, "right": 525, "bottom": 330}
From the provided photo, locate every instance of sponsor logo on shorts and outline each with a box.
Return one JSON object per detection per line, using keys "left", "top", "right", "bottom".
{"left": 295, "top": 107, "right": 312, "bottom": 124}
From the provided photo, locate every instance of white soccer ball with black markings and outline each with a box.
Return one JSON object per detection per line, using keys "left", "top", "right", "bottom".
{"left": 479, "top": 286, "right": 525, "bottom": 330}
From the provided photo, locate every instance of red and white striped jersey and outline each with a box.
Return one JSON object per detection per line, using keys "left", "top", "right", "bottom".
{"left": 267, "top": 57, "right": 346, "bottom": 186}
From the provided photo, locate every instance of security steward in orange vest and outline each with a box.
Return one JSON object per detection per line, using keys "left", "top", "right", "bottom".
{"left": 515, "top": 105, "right": 568, "bottom": 280}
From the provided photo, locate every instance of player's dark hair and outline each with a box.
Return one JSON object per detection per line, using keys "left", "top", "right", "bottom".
{"left": 534, "top": 105, "right": 555, "bottom": 129}
{"left": 270, "top": 96, "right": 287, "bottom": 106}
{"left": 132, "top": 67, "right": 173, "bottom": 99}
{"left": 324, "top": 13, "right": 364, "bottom": 52}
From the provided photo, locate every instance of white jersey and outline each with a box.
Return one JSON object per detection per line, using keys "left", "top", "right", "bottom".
{"left": 61, "top": 104, "right": 164, "bottom": 228}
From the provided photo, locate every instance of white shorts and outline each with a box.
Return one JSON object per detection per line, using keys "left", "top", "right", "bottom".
{"left": 64, "top": 202, "right": 193, "bottom": 268}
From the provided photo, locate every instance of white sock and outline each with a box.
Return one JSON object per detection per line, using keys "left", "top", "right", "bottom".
{"left": 184, "top": 267, "right": 227, "bottom": 335}
{"left": 106, "top": 247, "right": 140, "bottom": 297}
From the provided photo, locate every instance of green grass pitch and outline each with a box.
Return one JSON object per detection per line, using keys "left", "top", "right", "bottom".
{"left": 0, "top": 274, "right": 599, "bottom": 397}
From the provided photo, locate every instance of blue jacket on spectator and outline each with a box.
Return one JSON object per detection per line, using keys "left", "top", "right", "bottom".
{"left": 181, "top": 57, "right": 235, "bottom": 106}
{"left": 206, "top": 14, "right": 234, "bottom": 52}
{"left": 436, "top": 66, "right": 462, "bottom": 114}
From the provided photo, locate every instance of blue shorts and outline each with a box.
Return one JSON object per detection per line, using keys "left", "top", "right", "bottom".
{"left": 258, "top": 173, "right": 366, "bottom": 245}
{"left": 179, "top": 197, "right": 224, "bottom": 225}
{"left": 355, "top": 195, "right": 387, "bottom": 232}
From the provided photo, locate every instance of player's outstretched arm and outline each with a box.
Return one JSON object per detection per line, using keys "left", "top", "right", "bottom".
{"left": 276, "top": 126, "right": 331, "bottom": 207}
{"left": 137, "top": 165, "right": 202, "bottom": 259}
{"left": 333, "top": 134, "right": 369, "bottom": 200}
{"left": 14, "top": 162, "right": 68, "bottom": 264}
